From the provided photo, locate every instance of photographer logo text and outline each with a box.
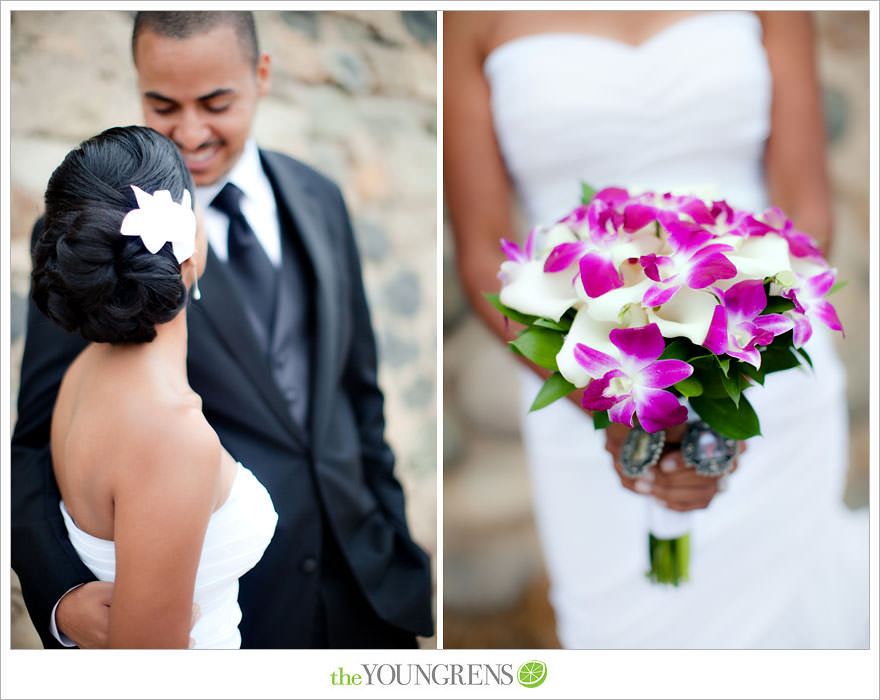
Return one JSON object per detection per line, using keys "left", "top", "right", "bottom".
{"left": 329, "top": 661, "right": 547, "bottom": 688}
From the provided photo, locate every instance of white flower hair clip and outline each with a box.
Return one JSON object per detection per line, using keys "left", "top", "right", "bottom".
{"left": 120, "top": 185, "right": 196, "bottom": 264}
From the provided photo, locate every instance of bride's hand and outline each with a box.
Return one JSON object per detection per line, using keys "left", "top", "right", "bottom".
{"left": 604, "top": 423, "right": 745, "bottom": 512}
{"left": 56, "top": 581, "right": 113, "bottom": 648}
{"left": 57, "top": 582, "right": 201, "bottom": 648}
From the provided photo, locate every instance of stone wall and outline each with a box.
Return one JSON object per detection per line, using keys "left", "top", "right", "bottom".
{"left": 9, "top": 10, "right": 437, "bottom": 648}
{"left": 443, "top": 11, "right": 871, "bottom": 647}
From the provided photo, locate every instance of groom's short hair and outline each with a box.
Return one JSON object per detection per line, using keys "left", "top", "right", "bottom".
{"left": 132, "top": 11, "right": 259, "bottom": 69}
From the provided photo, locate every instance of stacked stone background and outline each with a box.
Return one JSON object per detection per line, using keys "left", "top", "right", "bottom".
{"left": 8, "top": 10, "right": 437, "bottom": 648}
{"left": 443, "top": 11, "right": 871, "bottom": 648}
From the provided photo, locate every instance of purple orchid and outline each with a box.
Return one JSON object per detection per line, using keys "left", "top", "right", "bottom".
{"left": 638, "top": 220, "right": 738, "bottom": 307}
{"left": 498, "top": 222, "right": 583, "bottom": 320}
{"left": 781, "top": 269, "right": 844, "bottom": 347}
{"left": 557, "top": 203, "right": 591, "bottom": 228}
{"left": 593, "top": 187, "right": 631, "bottom": 205}
{"left": 746, "top": 207, "right": 825, "bottom": 261}
{"left": 703, "top": 279, "right": 794, "bottom": 367}
{"left": 707, "top": 200, "right": 756, "bottom": 238}
{"left": 500, "top": 226, "right": 538, "bottom": 264}
{"left": 543, "top": 199, "right": 636, "bottom": 299}
{"left": 622, "top": 191, "right": 716, "bottom": 233}
{"left": 575, "top": 324, "right": 693, "bottom": 433}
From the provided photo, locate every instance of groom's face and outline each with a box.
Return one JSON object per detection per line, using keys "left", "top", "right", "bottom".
{"left": 134, "top": 24, "right": 270, "bottom": 187}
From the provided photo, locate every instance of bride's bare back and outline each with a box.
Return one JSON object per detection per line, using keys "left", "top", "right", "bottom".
{"left": 51, "top": 340, "right": 235, "bottom": 541}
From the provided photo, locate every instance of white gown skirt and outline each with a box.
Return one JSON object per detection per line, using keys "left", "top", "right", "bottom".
{"left": 519, "top": 328, "right": 868, "bottom": 648}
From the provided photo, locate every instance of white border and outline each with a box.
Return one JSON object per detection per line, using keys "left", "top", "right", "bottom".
{"left": 1, "top": 0, "right": 13, "bottom": 680}
{"left": 435, "top": 9, "right": 445, "bottom": 653}
{"left": 2, "top": 2, "right": 877, "bottom": 700}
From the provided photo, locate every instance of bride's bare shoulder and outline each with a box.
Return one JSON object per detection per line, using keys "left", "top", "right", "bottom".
{"left": 444, "top": 11, "right": 508, "bottom": 62}
{"left": 113, "top": 399, "right": 221, "bottom": 498}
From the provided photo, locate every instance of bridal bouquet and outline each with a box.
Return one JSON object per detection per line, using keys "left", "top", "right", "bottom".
{"left": 490, "top": 184, "right": 844, "bottom": 584}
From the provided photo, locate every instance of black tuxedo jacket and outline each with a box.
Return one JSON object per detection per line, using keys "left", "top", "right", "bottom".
{"left": 11, "top": 150, "right": 433, "bottom": 648}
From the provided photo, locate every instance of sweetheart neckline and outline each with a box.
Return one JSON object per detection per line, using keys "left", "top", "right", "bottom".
{"left": 483, "top": 11, "right": 757, "bottom": 68}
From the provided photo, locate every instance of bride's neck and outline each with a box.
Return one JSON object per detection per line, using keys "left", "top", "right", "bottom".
{"left": 105, "top": 308, "right": 191, "bottom": 392}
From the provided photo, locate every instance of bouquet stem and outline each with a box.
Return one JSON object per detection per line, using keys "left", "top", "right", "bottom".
{"left": 646, "top": 500, "right": 693, "bottom": 586}
{"left": 647, "top": 533, "right": 690, "bottom": 585}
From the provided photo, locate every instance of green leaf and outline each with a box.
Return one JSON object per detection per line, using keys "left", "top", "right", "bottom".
{"left": 740, "top": 360, "right": 765, "bottom": 386}
{"left": 736, "top": 370, "right": 754, "bottom": 391}
{"left": 484, "top": 292, "right": 539, "bottom": 327}
{"left": 689, "top": 356, "right": 729, "bottom": 398}
{"left": 581, "top": 182, "right": 597, "bottom": 204}
{"left": 719, "top": 369, "right": 741, "bottom": 407}
{"left": 534, "top": 317, "right": 572, "bottom": 332}
{"left": 529, "top": 372, "right": 576, "bottom": 411}
{"left": 762, "top": 296, "right": 796, "bottom": 314}
{"left": 716, "top": 356, "right": 730, "bottom": 376}
{"left": 769, "top": 328, "right": 792, "bottom": 344}
{"left": 674, "top": 375, "right": 703, "bottom": 397}
{"left": 660, "top": 339, "right": 693, "bottom": 361}
{"left": 689, "top": 393, "right": 761, "bottom": 440}
{"left": 829, "top": 280, "right": 848, "bottom": 295}
{"left": 759, "top": 345, "right": 802, "bottom": 375}
{"left": 592, "top": 410, "right": 611, "bottom": 430}
{"left": 795, "top": 346, "right": 813, "bottom": 369}
{"left": 510, "top": 327, "right": 565, "bottom": 371}
{"left": 661, "top": 337, "right": 716, "bottom": 364}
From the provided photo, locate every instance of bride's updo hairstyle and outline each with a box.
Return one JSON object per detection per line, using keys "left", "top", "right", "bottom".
{"left": 32, "top": 126, "right": 194, "bottom": 344}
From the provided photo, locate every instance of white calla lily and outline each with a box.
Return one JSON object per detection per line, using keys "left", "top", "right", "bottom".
{"left": 578, "top": 278, "right": 653, "bottom": 321}
{"left": 723, "top": 233, "right": 792, "bottom": 282}
{"left": 646, "top": 287, "right": 719, "bottom": 345}
{"left": 613, "top": 239, "right": 655, "bottom": 266}
{"left": 790, "top": 255, "right": 831, "bottom": 280}
{"left": 556, "top": 306, "right": 622, "bottom": 388}
{"left": 538, "top": 223, "right": 579, "bottom": 254}
{"left": 499, "top": 259, "right": 579, "bottom": 321}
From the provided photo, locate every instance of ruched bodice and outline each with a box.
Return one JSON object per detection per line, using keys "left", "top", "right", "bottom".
{"left": 484, "top": 11, "right": 771, "bottom": 225}
{"left": 60, "top": 462, "right": 277, "bottom": 649}
{"left": 483, "top": 11, "right": 868, "bottom": 648}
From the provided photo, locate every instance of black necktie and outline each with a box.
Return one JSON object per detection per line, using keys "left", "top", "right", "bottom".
{"left": 211, "top": 182, "right": 277, "bottom": 336}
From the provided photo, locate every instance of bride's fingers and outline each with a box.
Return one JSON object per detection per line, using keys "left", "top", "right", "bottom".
{"left": 654, "top": 469, "right": 721, "bottom": 489}
{"left": 652, "top": 482, "right": 718, "bottom": 510}
{"left": 660, "top": 496, "right": 716, "bottom": 512}
{"left": 610, "top": 455, "right": 654, "bottom": 495}
{"left": 658, "top": 455, "right": 678, "bottom": 473}
{"left": 651, "top": 468, "right": 719, "bottom": 510}
{"left": 609, "top": 430, "right": 743, "bottom": 509}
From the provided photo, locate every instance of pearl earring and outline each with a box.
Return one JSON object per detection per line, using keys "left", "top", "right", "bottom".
{"left": 192, "top": 277, "right": 202, "bottom": 301}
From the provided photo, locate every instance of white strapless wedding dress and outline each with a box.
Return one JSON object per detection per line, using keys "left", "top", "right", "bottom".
{"left": 485, "top": 11, "right": 868, "bottom": 648}
{"left": 60, "top": 462, "right": 278, "bottom": 649}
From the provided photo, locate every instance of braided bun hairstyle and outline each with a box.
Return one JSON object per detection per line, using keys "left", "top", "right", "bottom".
{"left": 32, "top": 126, "right": 195, "bottom": 344}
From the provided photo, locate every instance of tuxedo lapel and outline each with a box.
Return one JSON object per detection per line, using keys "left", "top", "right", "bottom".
{"left": 195, "top": 246, "right": 309, "bottom": 450}
{"left": 261, "top": 151, "right": 341, "bottom": 446}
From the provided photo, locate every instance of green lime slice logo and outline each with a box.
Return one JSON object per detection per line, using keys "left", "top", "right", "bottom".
{"left": 517, "top": 660, "right": 547, "bottom": 688}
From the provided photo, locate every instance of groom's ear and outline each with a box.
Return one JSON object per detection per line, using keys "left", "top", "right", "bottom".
{"left": 256, "top": 53, "right": 271, "bottom": 98}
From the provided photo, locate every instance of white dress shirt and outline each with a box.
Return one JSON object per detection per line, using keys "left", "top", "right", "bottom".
{"left": 195, "top": 138, "right": 282, "bottom": 268}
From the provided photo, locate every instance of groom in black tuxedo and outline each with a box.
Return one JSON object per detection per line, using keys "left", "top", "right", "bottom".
{"left": 11, "top": 11, "right": 433, "bottom": 648}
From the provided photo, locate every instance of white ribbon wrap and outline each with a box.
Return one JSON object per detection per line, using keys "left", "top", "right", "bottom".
{"left": 647, "top": 500, "right": 694, "bottom": 539}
